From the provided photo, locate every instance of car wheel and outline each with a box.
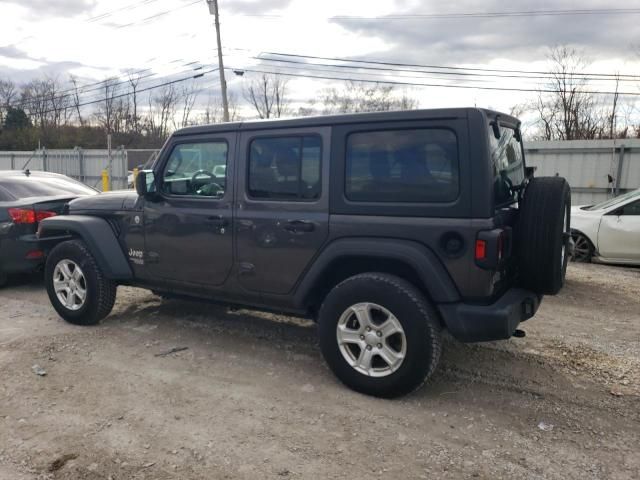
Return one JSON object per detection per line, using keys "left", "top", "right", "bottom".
{"left": 570, "top": 232, "right": 593, "bottom": 263}
{"left": 45, "top": 239, "right": 117, "bottom": 325}
{"left": 0, "top": 271, "right": 7, "bottom": 288}
{"left": 318, "top": 273, "right": 442, "bottom": 398}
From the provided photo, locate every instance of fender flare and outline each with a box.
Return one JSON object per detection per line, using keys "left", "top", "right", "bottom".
{"left": 39, "top": 215, "right": 133, "bottom": 280}
{"left": 293, "top": 238, "right": 461, "bottom": 308}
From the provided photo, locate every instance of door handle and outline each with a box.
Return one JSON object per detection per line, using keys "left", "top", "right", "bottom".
{"left": 284, "top": 220, "right": 315, "bottom": 233}
{"left": 205, "top": 215, "right": 229, "bottom": 227}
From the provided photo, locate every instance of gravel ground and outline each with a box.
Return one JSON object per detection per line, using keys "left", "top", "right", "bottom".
{"left": 0, "top": 263, "right": 639, "bottom": 480}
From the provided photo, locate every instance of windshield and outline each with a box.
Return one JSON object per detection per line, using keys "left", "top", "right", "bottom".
{"left": 582, "top": 189, "right": 640, "bottom": 211}
{"left": 488, "top": 124, "right": 525, "bottom": 207}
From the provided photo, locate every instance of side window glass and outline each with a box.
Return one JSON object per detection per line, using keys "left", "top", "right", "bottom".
{"left": 345, "top": 128, "right": 459, "bottom": 203}
{"left": 488, "top": 126, "right": 525, "bottom": 206}
{"left": 620, "top": 199, "right": 640, "bottom": 216}
{"left": 161, "top": 142, "right": 228, "bottom": 197}
{"left": 248, "top": 135, "right": 322, "bottom": 200}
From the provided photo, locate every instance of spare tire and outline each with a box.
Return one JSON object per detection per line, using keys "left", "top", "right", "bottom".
{"left": 516, "top": 176, "right": 571, "bottom": 295}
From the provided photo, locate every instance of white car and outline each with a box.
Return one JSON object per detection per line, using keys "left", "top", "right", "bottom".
{"left": 570, "top": 188, "right": 640, "bottom": 265}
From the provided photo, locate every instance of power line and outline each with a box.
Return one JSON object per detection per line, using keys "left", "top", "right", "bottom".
{"left": 21, "top": 68, "right": 219, "bottom": 117}
{"left": 239, "top": 7, "right": 640, "bottom": 20}
{"left": 86, "top": 0, "right": 161, "bottom": 23}
{"left": 255, "top": 55, "right": 638, "bottom": 84}
{"left": 230, "top": 66, "right": 640, "bottom": 96}
{"left": 116, "top": 0, "right": 202, "bottom": 28}
{"left": 259, "top": 52, "right": 640, "bottom": 80}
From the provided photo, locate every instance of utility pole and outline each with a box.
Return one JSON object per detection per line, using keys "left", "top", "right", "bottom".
{"left": 206, "top": 0, "right": 230, "bottom": 122}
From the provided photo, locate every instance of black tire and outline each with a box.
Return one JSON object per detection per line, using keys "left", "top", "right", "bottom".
{"left": 570, "top": 232, "right": 593, "bottom": 263}
{"left": 318, "top": 273, "right": 442, "bottom": 398}
{"left": 0, "top": 271, "right": 7, "bottom": 288}
{"left": 45, "top": 239, "right": 117, "bottom": 325}
{"left": 517, "top": 176, "right": 571, "bottom": 295}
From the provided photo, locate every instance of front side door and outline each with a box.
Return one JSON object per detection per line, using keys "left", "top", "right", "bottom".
{"left": 235, "top": 127, "right": 330, "bottom": 294}
{"left": 598, "top": 199, "right": 640, "bottom": 261}
{"left": 144, "top": 134, "right": 235, "bottom": 287}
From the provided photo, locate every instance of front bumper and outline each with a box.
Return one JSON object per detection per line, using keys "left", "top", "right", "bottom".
{"left": 438, "top": 288, "right": 542, "bottom": 342}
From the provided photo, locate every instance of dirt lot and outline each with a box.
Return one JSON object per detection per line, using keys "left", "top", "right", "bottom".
{"left": 1, "top": 263, "right": 639, "bottom": 480}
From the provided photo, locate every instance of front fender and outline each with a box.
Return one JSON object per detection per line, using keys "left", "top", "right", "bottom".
{"left": 39, "top": 215, "right": 133, "bottom": 280}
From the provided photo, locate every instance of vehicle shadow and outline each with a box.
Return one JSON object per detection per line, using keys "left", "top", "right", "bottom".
{"left": 102, "top": 295, "right": 607, "bottom": 407}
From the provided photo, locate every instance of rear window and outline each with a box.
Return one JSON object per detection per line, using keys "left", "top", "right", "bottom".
{"left": 489, "top": 125, "right": 525, "bottom": 206}
{"left": 345, "top": 128, "right": 459, "bottom": 203}
{"left": 0, "top": 175, "right": 97, "bottom": 199}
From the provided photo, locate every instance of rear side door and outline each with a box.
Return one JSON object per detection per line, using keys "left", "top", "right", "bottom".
{"left": 598, "top": 199, "right": 640, "bottom": 261}
{"left": 235, "top": 127, "right": 330, "bottom": 294}
{"left": 143, "top": 133, "right": 235, "bottom": 287}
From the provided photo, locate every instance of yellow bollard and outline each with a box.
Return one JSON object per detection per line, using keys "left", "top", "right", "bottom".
{"left": 101, "top": 169, "right": 110, "bottom": 192}
{"left": 132, "top": 167, "right": 139, "bottom": 187}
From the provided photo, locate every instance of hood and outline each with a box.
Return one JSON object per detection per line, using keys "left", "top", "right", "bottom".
{"left": 68, "top": 190, "right": 140, "bottom": 213}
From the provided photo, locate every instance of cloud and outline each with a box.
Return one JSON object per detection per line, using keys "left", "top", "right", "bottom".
{"left": 330, "top": 0, "right": 640, "bottom": 66}
{"left": 4, "top": 0, "right": 97, "bottom": 17}
{"left": 226, "top": 0, "right": 294, "bottom": 15}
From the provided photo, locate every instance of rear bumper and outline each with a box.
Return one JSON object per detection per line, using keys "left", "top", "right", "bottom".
{"left": 0, "top": 236, "right": 45, "bottom": 274}
{"left": 438, "top": 288, "right": 542, "bottom": 342}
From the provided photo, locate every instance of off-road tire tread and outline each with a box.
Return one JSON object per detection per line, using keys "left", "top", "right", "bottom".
{"left": 46, "top": 239, "right": 116, "bottom": 325}
{"left": 517, "top": 177, "right": 570, "bottom": 295}
{"left": 319, "top": 272, "right": 442, "bottom": 398}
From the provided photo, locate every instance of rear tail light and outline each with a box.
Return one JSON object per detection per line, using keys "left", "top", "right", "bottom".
{"left": 475, "top": 228, "right": 512, "bottom": 268}
{"left": 8, "top": 208, "right": 56, "bottom": 224}
{"left": 475, "top": 239, "right": 487, "bottom": 260}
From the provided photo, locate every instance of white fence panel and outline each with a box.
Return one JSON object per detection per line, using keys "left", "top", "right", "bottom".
{"left": 525, "top": 139, "right": 640, "bottom": 205}
{"left": 0, "top": 148, "right": 128, "bottom": 191}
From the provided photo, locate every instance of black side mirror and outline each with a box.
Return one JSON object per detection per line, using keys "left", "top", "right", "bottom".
{"left": 135, "top": 170, "right": 156, "bottom": 198}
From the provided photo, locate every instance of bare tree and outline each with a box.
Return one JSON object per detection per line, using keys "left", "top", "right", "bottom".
{"left": 146, "top": 84, "right": 178, "bottom": 139}
{"left": 322, "top": 82, "right": 418, "bottom": 114}
{"left": 69, "top": 75, "right": 84, "bottom": 126}
{"left": 95, "top": 77, "right": 120, "bottom": 134}
{"left": 128, "top": 72, "right": 143, "bottom": 133}
{"left": 21, "top": 76, "right": 69, "bottom": 132}
{"left": 531, "top": 46, "right": 616, "bottom": 140}
{"left": 0, "top": 78, "right": 17, "bottom": 125}
{"left": 199, "top": 90, "right": 239, "bottom": 124}
{"left": 179, "top": 80, "right": 200, "bottom": 128}
{"left": 243, "top": 74, "right": 289, "bottom": 119}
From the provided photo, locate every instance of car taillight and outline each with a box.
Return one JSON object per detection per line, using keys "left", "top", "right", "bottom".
{"left": 8, "top": 208, "right": 56, "bottom": 224}
{"left": 475, "top": 228, "right": 512, "bottom": 269}
{"left": 475, "top": 239, "right": 487, "bottom": 260}
{"left": 36, "top": 210, "right": 57, "bottom": 222}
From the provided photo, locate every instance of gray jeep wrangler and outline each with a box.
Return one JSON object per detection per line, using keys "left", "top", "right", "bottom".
{"left": 38, "top": 108, "right": 570, "bottom": 397}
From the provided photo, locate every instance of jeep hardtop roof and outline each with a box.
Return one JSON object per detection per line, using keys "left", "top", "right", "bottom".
{"left": 173, "top": 107, "right": 519, "bottom": 137}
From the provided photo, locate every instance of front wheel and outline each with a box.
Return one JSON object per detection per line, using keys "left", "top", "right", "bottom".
{"left": 45, "top": 239, "right": 117, "bottom": 325}
{"left": 318, "top": 273, "right": 442, "bottom": 398}
{"left": 570, "top": 232, "right": 593, "bottom": 262}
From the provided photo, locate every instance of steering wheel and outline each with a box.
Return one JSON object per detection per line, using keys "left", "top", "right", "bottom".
{"left": 190, "top": 170, "right": 224, "bottom": 196}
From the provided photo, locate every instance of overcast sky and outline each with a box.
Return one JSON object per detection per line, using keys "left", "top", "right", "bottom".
{"left": 1, "top": 0, "right": 639, "bottom": 116}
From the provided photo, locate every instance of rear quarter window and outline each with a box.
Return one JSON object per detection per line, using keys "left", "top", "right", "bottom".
{"left": 345, "top": 128, "right": 459, "bottom": 203}
{"left": 489, "top": 126, "right": 525, "bottom": 206}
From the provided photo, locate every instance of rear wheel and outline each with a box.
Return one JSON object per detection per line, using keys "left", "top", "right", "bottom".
{"left": 570, "top": 232, "right": 593, "bottom": 262}
{"left": 318, "top": 273, "right": 442, "bottom": 398}
{"left": 45, "top": 240, "right": 117, "bottom": 325}
{"left": 517, "top": 177, "right": 571, "bottom": 295}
